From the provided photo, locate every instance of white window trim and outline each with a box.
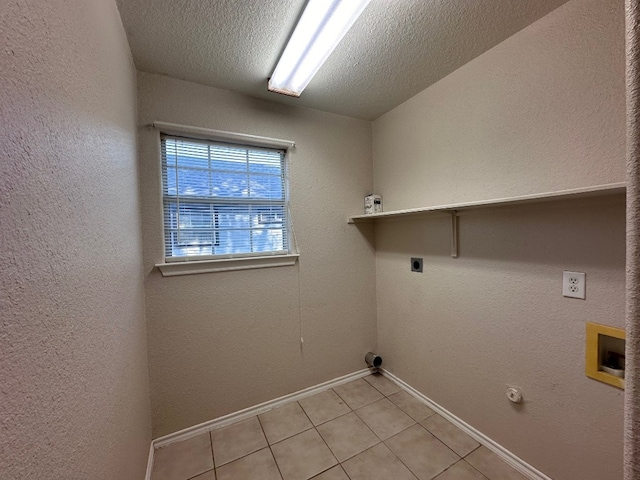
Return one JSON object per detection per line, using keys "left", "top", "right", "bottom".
{"left": 153, "top": 122, "right": 298, "bottom": 276}
{"left": 155, "top": 254, "right": 299, "bottom": 277}
{"left": 153, "top": 122, "right": 295, "bottom": 150}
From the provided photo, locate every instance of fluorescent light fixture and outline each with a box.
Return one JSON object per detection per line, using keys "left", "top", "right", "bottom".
{"left": 268, "top": 0, "right": 372, "bottom": 97}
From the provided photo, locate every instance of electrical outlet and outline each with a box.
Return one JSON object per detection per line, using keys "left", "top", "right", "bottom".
{"left": 563, "top": 271, "right": 586, "bottom": 299}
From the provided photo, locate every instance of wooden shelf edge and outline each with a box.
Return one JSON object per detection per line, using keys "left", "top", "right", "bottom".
{"left": 347, "top": 182, "right": 626, "bottom": 224}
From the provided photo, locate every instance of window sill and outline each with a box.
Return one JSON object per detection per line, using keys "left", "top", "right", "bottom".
{"left": 156, "top": 254, "right": 299, "bottom": 277}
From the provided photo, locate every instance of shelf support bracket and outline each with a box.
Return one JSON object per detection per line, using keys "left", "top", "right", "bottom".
{"left": 450, "top": 211, "right": 458, "bottom": 258}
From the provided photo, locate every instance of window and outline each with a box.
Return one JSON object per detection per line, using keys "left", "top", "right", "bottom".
{"left": 161, "top": 135, "right": 289, "bottom": 262}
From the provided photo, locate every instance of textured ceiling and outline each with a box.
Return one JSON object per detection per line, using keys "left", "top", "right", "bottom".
{"left": 116, "top": 0, "right": 570, "bottom": 120}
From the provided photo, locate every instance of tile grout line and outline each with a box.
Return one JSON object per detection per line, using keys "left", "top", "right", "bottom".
{"left": 342, "top": 465, "right": 355, "bottom": 480}
{"left": 417, "top": 420, "right": 474, "bottom": 463}
{"left": 155, "top": 373, "right": 523, "bottom": 480}
{"left": 307, "top": 462, "right": 339, "bottom": 480}
{"left": 257, "top": 402, "right": 346, "bottom": 480}
{"left": 255, "top": 413, "right": 285, "bottom": 480}
{"left": 379, "top": 369, "right": 549, "bottom": 480}
{"left": 346, "top": 442, "right": 421, "bottom": 480}
{"left": 296, "top": 400, "right": 317, "bottom": 433}
{"left": 298, "top": 388, "right": 350, "bottom": 427}
{"left": 311, "top": 408, "right": 352, "bottom": 428}
{"left": 293, "top": 399, "right": 345, "bottom": 478}
{"left": 385, "top": 397, "right": 487, "bottom": 479}
{"left": 185, "top": 468, "right": 214, "bottom": 480}
{"left": 302, "top": 385, "right": 385, "bottom": 478}
{"left": 332, "top": 379, "right": 383, "bottom": 411}
{"left": 361, "top": 375, "right": 418, "bottom": 475}
{"left": 463, "top": 443, "right": 482, "bottom": 458}
{"left": 170, "top": 375, "right": 451, "bottom": 480}
{"left": 347, "top": 409, "right": 383, "bottom": 448}
{"left": 211, "top": 418, "right": 272, "bottom": 472}
{"left": 208, "top": 431, "right": 215, "bottom": 474}
{"left": 465, "top": 458, "right": 491, "bottom": 480}
{"left": 267, "top": 444, "right": 285, "bottom": 480}
{"left": 152, "top": 369, "right": 373, "bottom": 450}
{"left": 330, "top": 386, "right": 352, "bottom": 411}
{"left": 352, "top": 395, "right": 418, "bottom": 442}
{"left": 433, "top": 458, "right": 490, "bottom": 480}
{"left": 375, "top": 386, "right": 465, "bottom": 480}
{"left": 381, "top": 423, "right": 457, "bottom": 480}
{"left": 300, "top": 391, "right": 385, "bottom": 472}
{"left": 363, "top": 373, "right": 402, "bottom": 397}
{"left": 316, "top": 410, "right": 382, "bottom": 470}
{"left": 307, "top": 394, "right": 383, "bottom": 452}
{"left": 334, "top": 379, "right": 427, "bottom": 457}
{"left": 353, "top": 408, "right": 415, "bottom": 443}
{"left": 384, "top": 438, "right": 422, "bottom": 480}
{"left": 312, "top": 422, "right": 340, "bottom": 477}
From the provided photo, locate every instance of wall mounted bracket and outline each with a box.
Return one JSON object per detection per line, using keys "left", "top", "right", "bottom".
{"left": 347, "top": 182, "right": 625, "bottom": 261}
{"left": 449, "top": 211, "right": 458, "bottom": 258}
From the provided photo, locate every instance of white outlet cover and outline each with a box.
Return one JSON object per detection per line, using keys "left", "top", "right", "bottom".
{"left": 563, "top": 271, "right": 586, "bottom": 299}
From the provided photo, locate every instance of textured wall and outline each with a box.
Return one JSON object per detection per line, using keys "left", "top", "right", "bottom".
{"left": 372, "top": 1, "right": 625, "bottom": 479}
{"left": 116, "top": 0, "right": 569, "bottom": 120}
{"left": 373, "top": 0, "right": 624, "bottom": 211}
{"left": 376, "top": 199, "right": 625, "bottom": 480}
{"left": 625, "top": 1, "right": 640, "bottom": 478}
{"left": 137, "top": 72, "right": 377, "bottom": 437}
{"left": 0, "top": 1, "right": 151, "bottom": 479}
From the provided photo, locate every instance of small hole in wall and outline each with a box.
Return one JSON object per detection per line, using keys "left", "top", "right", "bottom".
{"left": 411, "top": 258, "right": 423, "bottom": 273}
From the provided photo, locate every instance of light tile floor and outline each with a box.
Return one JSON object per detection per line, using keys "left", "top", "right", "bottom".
{"left": 150, "top": 373, "right": 529, "bottom": 480}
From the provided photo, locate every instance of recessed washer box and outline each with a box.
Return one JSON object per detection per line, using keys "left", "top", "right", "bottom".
{"left": 586, "top": 322, "right": 625, "bottom": 389}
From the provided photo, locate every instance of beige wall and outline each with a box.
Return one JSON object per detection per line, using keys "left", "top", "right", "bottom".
{"left": 137, "top": 72, "right": 377, "bottom": 437}
{"left": 0, "top": 1, "right": 151, "bottom": 479}
{"left": 372, "top": 1, "right": 625, "bottom": 479}
{"left": 373, "top": 0, "right": 624, "bottom": 211}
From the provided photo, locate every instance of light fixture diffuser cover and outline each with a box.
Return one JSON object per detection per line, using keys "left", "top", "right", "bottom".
{"left": 268, "top": 0, "right": 372, "bottom": 97}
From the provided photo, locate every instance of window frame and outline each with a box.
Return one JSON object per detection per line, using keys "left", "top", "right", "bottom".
{"left": 153, "top": 123, "right": 299, "bottom": 276}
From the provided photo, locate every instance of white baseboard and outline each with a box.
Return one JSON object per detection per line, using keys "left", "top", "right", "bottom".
{"left": 144, "top": 368, "right": 373, "bottom": 477}
{"left": 380, "top": 369, "right": 552, "bottom": 480}
{"left": 144, "top": 367, "right": 551, "bottom": 480}
{"left": 144, "top": 440, "right": 154, "bottom": 480}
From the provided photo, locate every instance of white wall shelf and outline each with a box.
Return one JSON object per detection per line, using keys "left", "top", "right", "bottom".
{"left": 348, "top": 182, "right": 626, "bottom": 258}
{"left": 348, "top": 183, "right": 626, "bottom": 224}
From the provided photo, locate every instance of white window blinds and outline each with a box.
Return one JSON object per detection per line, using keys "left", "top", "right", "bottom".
{"left": 161, "top": 135, "right": 289, "bottom": 261}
